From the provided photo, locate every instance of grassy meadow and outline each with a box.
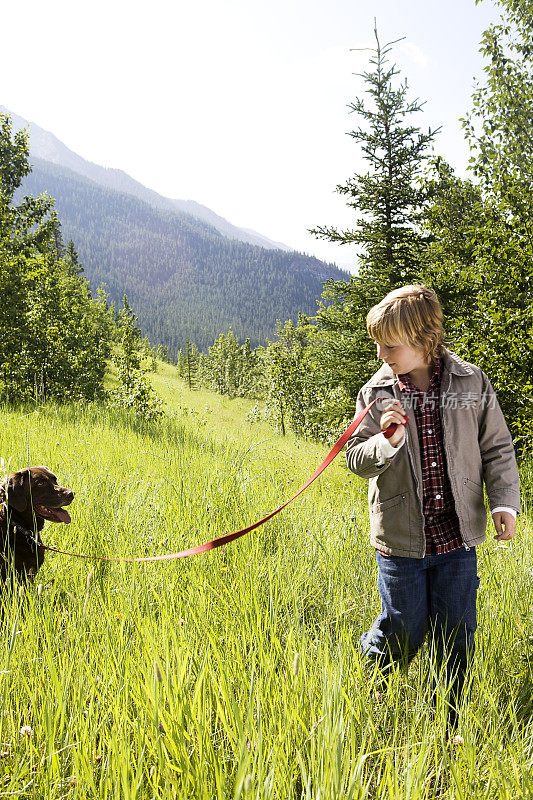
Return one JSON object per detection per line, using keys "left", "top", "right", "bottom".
{"left": 0, "top": 361, "right": 532, "bottom": 798}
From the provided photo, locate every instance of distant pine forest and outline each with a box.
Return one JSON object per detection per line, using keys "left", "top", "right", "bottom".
{"left": 18, "top": 159, "right": 349, "bottom": 353}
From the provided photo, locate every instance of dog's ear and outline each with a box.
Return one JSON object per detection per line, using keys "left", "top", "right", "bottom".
{"left": 5, "top": 470, "right": 29, "bottom": 512}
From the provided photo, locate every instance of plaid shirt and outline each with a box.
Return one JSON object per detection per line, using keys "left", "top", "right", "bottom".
{"left": 397, "top": 357, "right": 464, "bottom": 555}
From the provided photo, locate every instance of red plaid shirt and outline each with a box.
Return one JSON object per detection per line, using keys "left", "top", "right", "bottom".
{"left": 397, "top": 357, "right": 464, "bottom": 555}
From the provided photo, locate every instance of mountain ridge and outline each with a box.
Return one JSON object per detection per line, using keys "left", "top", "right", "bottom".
{"left": 16, "top": 156, "right": 348, "bottom": 352}
{"left": 1, "top": 106, "right": 292, "bottom": 252}
{"left": 4, "top": 106, "right": 349, "bottom": 353}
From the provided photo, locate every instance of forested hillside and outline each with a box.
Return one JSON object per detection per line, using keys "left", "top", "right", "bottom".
{"left": 17, "top": 159, "right": 348, "bottom": 352}
{"left": 2, "top": 105, "right": 292, "bottom": 251}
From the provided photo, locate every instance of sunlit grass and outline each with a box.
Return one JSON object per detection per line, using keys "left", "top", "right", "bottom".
{"left": 0, "top": 365, "right": 531, "bottom": 798}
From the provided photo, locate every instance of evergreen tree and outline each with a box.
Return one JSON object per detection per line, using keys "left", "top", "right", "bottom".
{"left": 185, "top": 340, "right": 200, "bottom": 391}
{"left": 65, "top": 239, "right": 84, "bottom": 275}
{"left": 308, "top": 24, "right": 439, "bottom": 401}
{"left": 310, "top": 23, "right": 438, "bottom": 280}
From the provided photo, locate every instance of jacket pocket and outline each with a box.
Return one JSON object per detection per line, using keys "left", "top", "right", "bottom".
{"left": 461, "top": 477, "right": 487, "bottom": 535}
{"left": 463, "top": 477, "right": 483, "bottom": 497}
{"left": 372, "top": 492, "right": 407, "bottom": 512}
{"left": 369, "top": 493, "right": 412, "bottom": 553}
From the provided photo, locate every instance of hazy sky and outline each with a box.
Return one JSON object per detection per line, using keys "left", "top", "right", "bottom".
{"left": 3, "top": 0, "right": 499, "bottom": 269}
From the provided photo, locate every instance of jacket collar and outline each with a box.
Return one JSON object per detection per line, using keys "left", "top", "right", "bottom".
{"left": 365, "top": 348, "right": 474, "bottom": 388}
{"left": 441, "top": 348, "right": 474, "bottom": 376}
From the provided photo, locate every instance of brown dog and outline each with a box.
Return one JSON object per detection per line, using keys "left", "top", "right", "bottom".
{"left": 0, "top": 467, "right": 74, "bottom": 580}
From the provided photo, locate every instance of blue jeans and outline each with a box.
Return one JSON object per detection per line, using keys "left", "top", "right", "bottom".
{"left": 361, "top": 547, "right": 479, "bottom": 713}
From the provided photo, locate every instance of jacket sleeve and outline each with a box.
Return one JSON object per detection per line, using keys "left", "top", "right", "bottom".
{"left": 345, "top": 388, "right": 401, "bottom": 479}
{"left": 478, "top": 372, "right": 521, "bottom": 513}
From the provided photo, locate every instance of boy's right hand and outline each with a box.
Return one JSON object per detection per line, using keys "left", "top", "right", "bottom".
{"left": 380, "top": 400, "right": 407, "bottom": 447}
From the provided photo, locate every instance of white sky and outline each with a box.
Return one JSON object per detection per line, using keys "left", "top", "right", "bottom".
{"left": 2, "top": 0, "right": 500, "bottom": 270}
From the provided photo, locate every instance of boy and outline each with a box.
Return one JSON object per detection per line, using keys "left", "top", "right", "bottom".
{"left": 346, "top": 285, "right": 520, "bottom": 723}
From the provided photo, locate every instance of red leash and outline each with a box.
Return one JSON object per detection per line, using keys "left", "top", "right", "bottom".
{"left": 43, "top": 399, "right": 406, "bottom": 563}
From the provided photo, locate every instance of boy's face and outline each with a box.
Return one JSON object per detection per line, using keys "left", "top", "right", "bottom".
{"left": 375, "top": 341, "right": 430, "bottom": 375}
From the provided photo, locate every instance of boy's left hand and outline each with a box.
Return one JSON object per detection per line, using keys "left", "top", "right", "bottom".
{"left": 492, "top": 511, "right": 516, "bottom": 541}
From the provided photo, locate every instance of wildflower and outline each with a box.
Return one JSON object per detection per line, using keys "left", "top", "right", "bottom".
{"left": 452, "top": 734, "right": 464, "bottom": 747}
{"left": 158, "top": 722, "right": 165, "bottom": 734}
{"left": 0, "top": 750, "right": 9, "bottom": 758}
{"left": 20, "top": 726, "right": 33, "bottom": 737}
{"left": 373, "top": 691, "right": 382, "bottom": 701}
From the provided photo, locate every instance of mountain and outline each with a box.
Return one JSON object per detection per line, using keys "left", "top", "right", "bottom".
{"left": 2, "top": 107, "right": 291, "bottom": 251}
{"left": 6, "top": 108, "right": 349, "bottom": 353}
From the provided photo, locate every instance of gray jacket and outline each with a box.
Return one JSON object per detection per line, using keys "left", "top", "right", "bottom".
{"left": 346, "top": 349, "right": 521, "bottom": 558}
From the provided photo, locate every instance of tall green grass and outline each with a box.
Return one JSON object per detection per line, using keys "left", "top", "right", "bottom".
{"left": 0, "top": 367, "right": 531, "bottom": 798}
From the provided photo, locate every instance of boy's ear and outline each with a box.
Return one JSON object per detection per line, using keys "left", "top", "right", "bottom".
{"left": 5, "top": 470, "right": 29, "bottom": 512}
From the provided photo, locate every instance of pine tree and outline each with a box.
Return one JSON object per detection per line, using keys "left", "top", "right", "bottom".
{"left": 311, "top": 23, "right": 438, "bottom": 281}
{"left": 185, "top": 340, "right": 199, "bottom": 391}
{"left": 65, "top": 240, "right": 84, "bottom": 275}
{"left": 309, "top": 23, "right": 440, "bottom": 399}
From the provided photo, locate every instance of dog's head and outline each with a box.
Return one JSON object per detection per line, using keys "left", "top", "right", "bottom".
{"left": 0, "top": 467, "right": 74, "bottom": 579}
{"left": 1, "top": 466, "right": 74, "bottom": 531}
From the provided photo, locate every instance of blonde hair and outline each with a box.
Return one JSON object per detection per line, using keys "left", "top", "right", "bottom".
{"left": 366, "top": 285, "right": 445, "bottom": 362}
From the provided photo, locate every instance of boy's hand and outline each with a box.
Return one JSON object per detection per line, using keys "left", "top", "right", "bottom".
{"left": 492, "top": 511, "right": 516, "bottom": 541}
{"left": 380, "top": 399, "right": 407, "bottom": 448}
